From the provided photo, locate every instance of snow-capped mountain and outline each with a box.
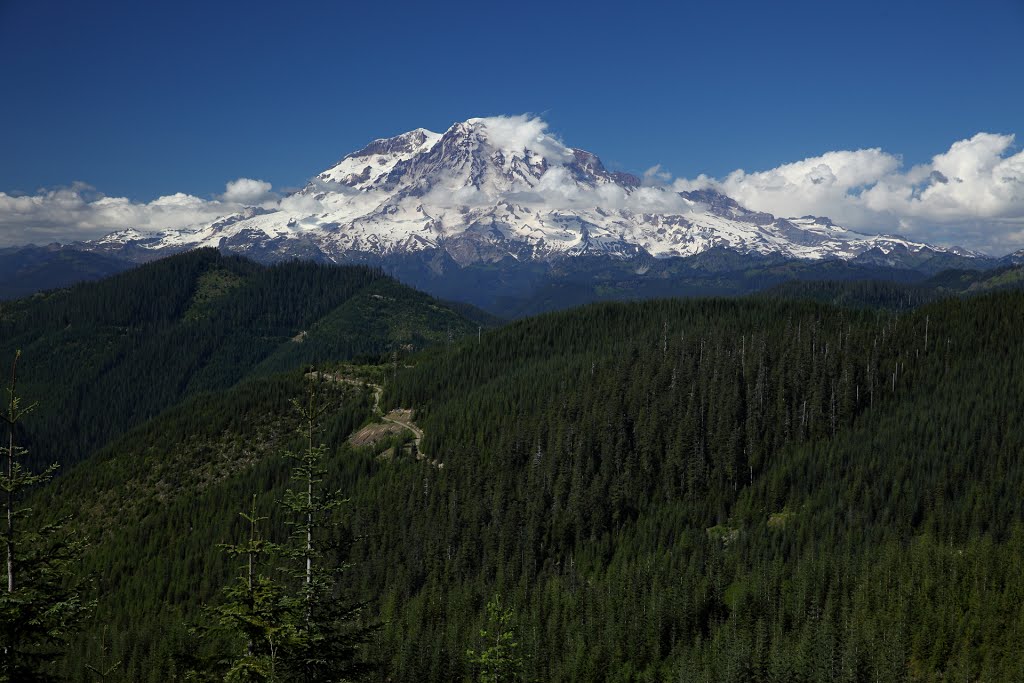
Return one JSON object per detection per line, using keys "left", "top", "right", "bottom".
{"left": 1000, "top": 248, "right": 1024, "bottom": 266}
{"left": 84, "top": 117, "right": 978, "bottom": 268}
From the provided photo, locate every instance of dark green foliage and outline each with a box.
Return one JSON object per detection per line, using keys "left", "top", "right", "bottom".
{"left": 355, "top": 293, "right": 1024, "bottom": 681}
{"left": 466, "top": 594, "right": 523, "bottom": 683}
{"left": 216, "top": 573, "right": 294, "bottom": 682}
{"left": 184, "top": 383, "right": 379, "bottom": 682}
{"left": 758, "top": 278, "right": 938, "bottom": 310}
{"left": 437, "top": 300, "right": 506, "bottom": 330}
{"left": 1, "top": 352, "right": 92, "bottom": 682}
{"left": 275, "top": 385, "right": 376, "bottom": 682}
{"left": 0, "top": 523, "right": 93, "bottom": 683}
{"left": 254, "top": 279, "right": 475, "bottom": 375}
{"left": 760, "top": 264, "right": 1024, "bottom": 310}
{"left": 8, "top": 258, "right": 1024, "bottom": 681}
{"left": 41, "top": 372, "right": 374, "bottom": 680}
{"left": 0, "top": 249, "right": 477, "bottom": 471}
{"left": 196, "top": 496, "right": 293, "bottom": 682}
{"left": 29, "top": 371, "right": 379, "bottom": 681}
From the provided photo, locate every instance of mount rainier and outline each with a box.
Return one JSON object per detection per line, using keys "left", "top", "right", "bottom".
{"left": 63, "top": 116, "right": 992, "bottom": 314}
{"left": 86, "top": 117, "right": 975, "bottom": 266}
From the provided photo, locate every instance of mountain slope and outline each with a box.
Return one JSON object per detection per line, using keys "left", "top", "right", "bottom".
{"left": 395, "top": 246, "right": 934, "bottom": 318}
{"left": 42, "top": 370, "right": 377, "bottom": 681}
{"left": 371, "top": 292, "right": 1024, "bottom": 681}
{"left": 29, "top": 290, "right": 1024, "bottom": 681}
{"left": 0, "top": 248, "right": 479, "bottom": 468}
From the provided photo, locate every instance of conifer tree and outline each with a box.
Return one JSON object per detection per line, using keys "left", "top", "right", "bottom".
{"left": 278, "top": 380, "right": 375, "bottom": 682}
{"left": 0, "top": 351, "right": 92, "bottom": 682}
{"left": 199, "top": 495, "right": 295, "bottom": 683}
{"left": 466, "top": 594, "right": 523, "bottom": 683}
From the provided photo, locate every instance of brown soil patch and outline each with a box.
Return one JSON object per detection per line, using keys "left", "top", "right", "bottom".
{"left": 348, "top": 421, "right": 408, "bottom": 447}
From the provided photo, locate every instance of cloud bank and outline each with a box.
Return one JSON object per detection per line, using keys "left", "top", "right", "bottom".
{"left": 673, "top": 133, "right": 1024, "bottom": 255}
{"left": 0, "top": 179, "right": 276, "bottom": 248}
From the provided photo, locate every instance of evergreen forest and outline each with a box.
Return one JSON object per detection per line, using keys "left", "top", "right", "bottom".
{"left": 2, "top": 249, "right": 1024, "bottom": 681}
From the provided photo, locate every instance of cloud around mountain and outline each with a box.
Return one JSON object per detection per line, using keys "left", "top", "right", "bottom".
{"left": 0, "top": 116, "right": 1021, "bottom": 254}
{"left": 673, "top": 132, "right": 1024, "bottom": 255}
{"left": 468, "top": 115, "right": 574, "bottom": 165}
{"left": 0, "top": 179, "right": 277, "bottom": 248}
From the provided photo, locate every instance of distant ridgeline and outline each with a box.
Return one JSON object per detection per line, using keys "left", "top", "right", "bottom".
{"left": 0, "top": 244, "right": 134, "bottom": 301}
{"left": 6, "top": 252, "right": 1022, "bottom": 680}
{"left": 5, "top": 238, "right": 1023, "bottom": 319}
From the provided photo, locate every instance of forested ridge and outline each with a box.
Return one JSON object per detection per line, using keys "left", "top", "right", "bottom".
{"left": 2, "top": 255, "right": 1023, "bottom": 681}
{"left": 0, "top": 248, "right": 479, "bottom": 470}
{"left": 759, "top": 263, "right": 1024, "bottom": 311}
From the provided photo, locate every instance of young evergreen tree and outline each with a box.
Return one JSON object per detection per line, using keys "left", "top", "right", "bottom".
{"left": 278, "top": 381, "right": 376, "bottom": 682}
{"left": 466, "top": 594, "right": 523, "bottom": 683}
{"left": 191, "top": 380, "right": 375, "bottom": 682}
{"left": 196, "top": 495, "right": 296, "bottom": 683}
{"left": 0, "top": 351, "right": 92, "bottom": 682}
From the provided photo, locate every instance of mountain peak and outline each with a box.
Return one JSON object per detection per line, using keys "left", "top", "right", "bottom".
{"left": 346, "top": 128, "right": 440, "bottom": 160}
{"left": 85, "top": 116, "right": 980, "bottom": 269}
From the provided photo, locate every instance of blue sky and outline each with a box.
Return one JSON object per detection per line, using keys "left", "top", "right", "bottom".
{"left": 2, "top": 0, "right": 1023, "bottom": 252}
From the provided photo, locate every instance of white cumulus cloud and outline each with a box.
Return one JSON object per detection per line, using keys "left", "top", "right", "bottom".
{"left": 222, "top": 177, "right": 275, "bottom": 204}
{"left": 672, "top": 133, "right": 1024, "bottom": 255}
{"left": 0, "top": 178, "right": 278, "bottom": 247}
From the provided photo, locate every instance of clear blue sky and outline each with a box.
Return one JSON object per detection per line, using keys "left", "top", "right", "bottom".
{"left": 2, "top": 0, "right": 1022, "bottom": 200}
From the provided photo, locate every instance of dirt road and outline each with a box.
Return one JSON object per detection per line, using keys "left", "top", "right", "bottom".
{"left": 309, "top": 371, "right": 433, "bottom": 464}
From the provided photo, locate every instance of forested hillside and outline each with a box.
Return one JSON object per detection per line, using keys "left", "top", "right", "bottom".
{"left": 4, "top": 259, "right": 1024, "bottom": 681}
{"left": 41, "top": 371, "right": 379, "bottom": 680}
{"left": 759, "top": 263, "right": 1024, "bottom": 310}
{"left": 0, "top": 248, "right": 479, "bottom": 469}
{"left": 369, "top": 293, "right": 1024, "bottom": 681}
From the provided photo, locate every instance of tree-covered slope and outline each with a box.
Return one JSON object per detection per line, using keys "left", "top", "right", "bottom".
{"left": 13, "top": 286, "right": 1024, "bottom": 681}
{"left": 364, "top": 292, "right": 1024, "bottom": 681}
{"left": 758, "top": 263, "right": 1024, "bottom": 310}
{"left": 0, "top": 248, "right": 479, "bottom": 468}
{"left": 40, "top": 371, "right": 379, "bottom": 681}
